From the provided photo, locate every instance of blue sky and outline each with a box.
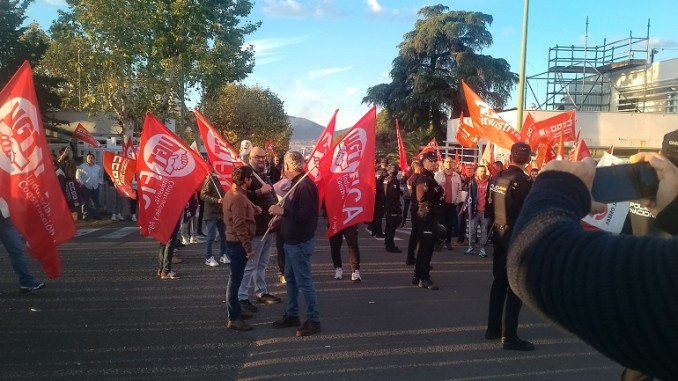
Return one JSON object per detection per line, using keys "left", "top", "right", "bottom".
{"left": 25, "top": 0, "right": 678, "bottom": 130}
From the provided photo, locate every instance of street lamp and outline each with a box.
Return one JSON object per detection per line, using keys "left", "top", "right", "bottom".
{"left": 516, "top": 0, "right": 530, "bottom": 131}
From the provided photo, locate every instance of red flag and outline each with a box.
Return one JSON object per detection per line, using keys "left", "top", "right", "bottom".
{"left": 137, "top": 112, "right": 211, "bottom": 244}
{"left": 520, "top": 113, "right": 544, "bottom": 151}
{"left": 264, "top": 140, "right": 275, "bottom": 157}
{"left": 481, "top": 143, "right": 495, "bottom": 171}
{"left": 454, "top": 148, "right": 460, "bottom": 167}
{"left": 305, "top": 109, "right": 338, "bottom": 207}
{"left": 395, "top": 119, "right": 408, "bottom": 172}
{"left": 455, "top": 112, "right": 480, "bottom": 148}
{"left": 194, "top": 110, "right": 242, "bottom": 187}
{"left": 103, "top": 151, "right": 137, "bottom": 199}
{"left": 0, "top": 61, "right": 75, "bottom": 277}
{"left": 416, "top": 137, "right": 437, "bottom": 160}
{"left": 122, "top": 135, "right": 137, "bottom": 160}
{"left": 535, "top": 142, "right": 557, "bottom": 168}
{"left": 462, "top": 81, "right": 522, "bottom": 149}
{"left": 73, "top": 123, "right": 102, "bottom": 147}
{"left": 533, "top": 110, "right": 576, "bottom": 146}
{"left": 556, "top": 131, "right": 565, "bottom": 160}
{"left": 325, "top": 107, "right": 376, "bottom": 237}
{"left": 570, "top": 139, "right": 591, "bottom": 162}
{"left": 607, "top": 145, "right": 614, "bottom": 155}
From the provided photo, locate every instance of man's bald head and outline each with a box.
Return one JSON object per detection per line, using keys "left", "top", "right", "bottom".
{"left": 249, "top": 146, "right": 267, "bottom": 171}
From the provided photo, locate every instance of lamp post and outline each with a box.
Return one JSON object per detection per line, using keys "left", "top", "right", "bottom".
{"left": 516, "top": 0, "right": 530, "bottom": 131}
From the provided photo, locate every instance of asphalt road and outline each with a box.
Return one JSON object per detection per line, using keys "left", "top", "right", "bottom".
{"left": 0, "top": 217, "right": 622, "bottom": 380}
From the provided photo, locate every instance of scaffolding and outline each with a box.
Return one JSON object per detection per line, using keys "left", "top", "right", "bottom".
{"left": 525, "top": 21, "right": 650, "bottom": 112}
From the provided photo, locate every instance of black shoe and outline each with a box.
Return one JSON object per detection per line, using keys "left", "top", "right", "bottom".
{"left": 502, "top": 337, "right": 535, "bottom": 351}
{"left": 272, "top": 314, "right": 301, "bottom": 328}
{"left": 411, "top": 277, "right": 420, "bottom": 285}
{"left": 399, "top": 222, "right": 406, "bottom": 228}
{"left": 386, "top": 246, "right": 402, "bottom": 253}
{"left": 405, "top": 258, "right": 415, "bottom": 266}
{"left": 240, "top": 310, "right": 253, "bottom": 319}
{"left": 239, "top": 299, "right": 258, "bottom": 313}
{"left": 296, "top": 320, "right": 321, "bottom": 337}
{"left": 257, "top": 293, "right": 281, "bottom": 304}
{"left": 227, "top": 319, "right": 253, "bottom": 331}
{"left": 20, "top": 282, "right": 45, "bottom": 294}
{"left": 434, "top": 240, "right": 445, "bottom": 252}
{"left": 418, "top": 279, "right": 439, "bottom": 290}
{"left": 484, "top": 328, "right": 501, "bottom": 340}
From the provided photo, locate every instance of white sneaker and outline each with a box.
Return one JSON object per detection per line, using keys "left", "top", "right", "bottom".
{"left": 131, "top": 214, "right": 137, "bottom": 222}
{"left": 479, "top": 248, "right": 488, "bottom": 258}
{"left": 219, "top": 255, "right": 230, "bottom": 264}
{"left": 190, "top": 236, "right": 205, "bottom": 244}
{"left": 111, "top": 214, "right": 119, "bottom": 221}
{"left": 181, "top": 236, "right": 189, "bottom": 245}
{"left": 205, "top": 257, "right": 219, "bottom": 267}
{"left": 351, "top": 270, "right": 362, "bottom": 282}
{"left": 334, "top": 267, "right": 343, "bottom": 280}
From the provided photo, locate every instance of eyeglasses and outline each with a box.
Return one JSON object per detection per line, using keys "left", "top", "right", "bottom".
{"left": 253, "top": 155, "right": 266, "bottom": 160}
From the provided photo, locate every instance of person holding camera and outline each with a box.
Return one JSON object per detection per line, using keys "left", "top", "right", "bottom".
{"left": 507, "top": 153, "right": 678, "bottom": 380}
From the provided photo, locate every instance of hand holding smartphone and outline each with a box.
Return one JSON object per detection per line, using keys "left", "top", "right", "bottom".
{"left": 591, "top": 162, "right": 659, "bottom": 204}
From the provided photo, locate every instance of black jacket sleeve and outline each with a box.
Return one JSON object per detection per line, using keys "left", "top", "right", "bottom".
{"left": 507, "top": 171, "right": 678, "bottom": 381}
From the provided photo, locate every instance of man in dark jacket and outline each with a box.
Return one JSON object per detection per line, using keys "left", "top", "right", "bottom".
{"left": 200, "top": 172, "right": 228, "bottom": 266}
{"left": 384, "top": 164, "right": 403, "bottom": 252}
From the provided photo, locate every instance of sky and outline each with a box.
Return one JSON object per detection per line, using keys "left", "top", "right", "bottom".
{"left": 24, "top": 0, "right": 678, "bottom": 130}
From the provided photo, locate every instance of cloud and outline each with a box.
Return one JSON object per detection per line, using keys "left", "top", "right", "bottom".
{"left": 650, "top": 37, "right": 678, "bottom": 49}
{"left": 346, "top": 87, "right": 360, "bottom": 96}
{"left": 307, "top": 66, "right": 352, "bottom": 79}
{"left": 40, "top": 0, "right": 67, "bottom": 5}
{"left": 366, "top": 0, "right": 383, "bottom": 14}
{"left": 262, "top": 0, "right": 347, "bottom": 18}
{"left": 244, "top": 35, "right": 309, "bottom": 66}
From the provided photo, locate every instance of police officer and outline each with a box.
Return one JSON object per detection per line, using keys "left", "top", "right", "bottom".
{"left": 485, "top": 142, "right": 534, "bottom": 351}
{"left": 413, "top": 151, "right": 444, "bottom": 290}
{"left": 383, "top": 164, "right": 402, "bottom": 252}
{"left": 371, "top": 158, "right": 389, "bottom": 237}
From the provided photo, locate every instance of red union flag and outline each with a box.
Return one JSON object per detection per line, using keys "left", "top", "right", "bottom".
{"left": 73, "top": 123, "right": 102, "bottom": 147}
{"left": 103, "top": 151, "right": 137, "bottom": 199}
{"left": 194, "top": 110, "right": 242, "bottom": 187}
{"left": 395, "top": 119, "right": 408, "bottom": 172}
{"left": 534, "top": 110, "right": 576, "bottom": 145}
{"left": 305, "top": 109, "right": 337, "bottom": 206}
{"left": 416, "top": 137, "right": 439, "bottom": 160}
{"left": 521, "top": 113, "right": 544, "bottom": 151}
{"left": 0, "top": 61, "right": 75, "bottom": 277}
{"left": 122, "top": 135, "right": 137, "bottom": 160}
{"left": 455, "top": 112, "right": 480, "bottom": 148}
{"left": 462, "top": 81, "right": 521, "bottom": 150}
{"left": 264, "top": 140, "right": 275, "bottom": 157}
{"left": 137, "top": 112, "right": 210, "bottom": 244}
{"left": 324, "top": 106, "right": 376, "bottom": 237}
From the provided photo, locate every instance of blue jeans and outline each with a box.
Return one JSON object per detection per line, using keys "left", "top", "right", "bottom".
{"left": 284, "top": 238, "right": 319, "bottom": 321}
{"left": 204, "top": 219, "right": 226, "bottom": 259}
{"left": 225, "top": 241, "right": 249, "bottom": 321}
{"left": 238, "top": 234, "right": 273, "bottom": 301}
{"left": 0, "top": 217, "right": 38, "bottom": 287}
{"left": 82, "top": 187, "right": 100, "bottom": 219}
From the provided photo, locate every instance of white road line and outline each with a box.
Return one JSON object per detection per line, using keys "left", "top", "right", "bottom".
{"left": 100, "top": 227, "right": 141, "bottom": 239}
{"left": 75, "top": 228, "right": 100, "bottom": 237}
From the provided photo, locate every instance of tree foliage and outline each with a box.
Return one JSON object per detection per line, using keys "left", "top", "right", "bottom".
{"left": 200, "top": 83, "right": 292, "bottom": 157}
{"left": 41, "top": 0, "right": 260, "bottom": 134}
{"left": 0, "top": 0, "right": 62, "bottom": 112}
{"left": 363, "top": 4, "right": 518, "bottom": 144}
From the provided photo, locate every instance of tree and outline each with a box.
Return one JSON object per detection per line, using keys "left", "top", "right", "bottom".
{"left": 0, "top": 0, "right": 62, "bottom": 112}
{"left": 200, "top": 83, "right": 292, "bottom": 157}
{"left": 41, "top": 0, "right": 260, "bottom": 134}
{"left": 363, "top": 4, "right": 518, "bottom": 143}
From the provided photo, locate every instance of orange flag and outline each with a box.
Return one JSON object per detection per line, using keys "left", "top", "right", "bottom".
{"left": 462, "top": 81, "right": 521, "bottom": 149}
{"left": 556, "top": 131, "right": 565, "bottom": 160}
{"left": 533, "top": 110, "right": 577, "bottom": 146}
{"left": 0, "top": 61, "right": 76, "bottom": 277}
{"left": 455, "top": 112, "right": 480, "bottom": 148}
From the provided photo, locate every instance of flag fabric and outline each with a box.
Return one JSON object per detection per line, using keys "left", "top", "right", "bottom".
{"left": 0, "top": 61, "right": 76, "bottom": 277}
{"left": 395, "top": 119, "right": 408, "bottom": 173}
{"left": 570, "top": 139, "right": 592, "bottom": 162}
{"left": 535, "top": 142, "right": 556, "bottom": 168}
{"left": 103, "top": 151, "right": 137, "bottom": 199}
{"left": 533, "top": 110, "right": 576, "bottom": 146}
{"left": 520, "top": 113, "right": 544, "bottom": 151}
{"left": 122, "top": 135, "right": 137, "bottom": 160}
{"left": 455, "top": 112, "right": 480, "bottom": 148}
{"left": 305, "top": 109, "right": 338, "bottom": 207}
{"left": 416, "top": 137, "right": 438, "bottom": 160}
{"left": 194, "top": 110, "right": 242, "bottom": 187}
{"left": 556, "top": 131, "right": 565, "bottom": 160}
{"left": 607, "top": 145, "right": 615, "bottom": 155}
{"left": 480, "top": 142, "right": 495, "bottom": 169}
{"left": 137, "top": 112, "right": 211, "bottom": 244}
{"left": 73, "top": 123, "right": 102, "bottom": 147}
{"left": 324, "top": 106, "right": 376, "bottom": 237}
{"left": 454, "top": 148, "right": 460, "bottom": 167}
{"left": 462, "top": 81, "right": 522, "bottom": 150}
{"left": 264, "top": 140, "right": 275, "bottom": 157}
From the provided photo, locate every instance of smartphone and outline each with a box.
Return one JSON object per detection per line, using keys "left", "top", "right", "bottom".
{"left": 591, "top": 162, "right": 659, "bottom": 203}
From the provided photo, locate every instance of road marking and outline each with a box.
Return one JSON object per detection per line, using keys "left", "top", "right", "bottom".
{"left": 75, "top": 228, "right": 100, "bottom": 237}
{"left": 100, "top": 227, "right": 141, "bottom": 239}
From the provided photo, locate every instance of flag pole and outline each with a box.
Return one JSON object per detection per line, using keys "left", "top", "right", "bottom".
{"left": 516, "top": 0, "right": 530, "bottom": 131}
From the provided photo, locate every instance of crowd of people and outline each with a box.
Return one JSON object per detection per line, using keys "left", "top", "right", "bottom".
{"left": 4, "top": 132, "right": 677, "bottom": 379}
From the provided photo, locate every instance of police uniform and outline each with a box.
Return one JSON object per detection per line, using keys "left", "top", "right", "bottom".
{"left": 371, "top": 160, "right": 388, "bottom": 237}
{"left": 486, "top": 143, "right": 534, "bottom": 350}
{"left": 383, "top": 165, "right": 403, "bottom": 252}
{"left": 413, "top": 153, "right": 444, "bottom": 290}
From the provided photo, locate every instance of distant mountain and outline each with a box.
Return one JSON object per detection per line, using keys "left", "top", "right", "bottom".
{"left": 288, "top": 116, "right": 323, "bottom": 144}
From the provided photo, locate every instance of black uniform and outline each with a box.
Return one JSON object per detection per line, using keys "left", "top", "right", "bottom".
{"left": 486, "top": 165, "right": 532, "bottom": 341}
{"left": 370, "top": 166, "right": 388, "bottom": 236}
{"left": 383, "top": 172, "right": 403, "bottom": 252}
{"left": 413, "top": 168, "right": 444, "bottom": 288}
{"left": 405, "top": 171, "right": 420, "bottom": 265}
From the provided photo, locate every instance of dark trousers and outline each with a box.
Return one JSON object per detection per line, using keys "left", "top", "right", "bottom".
{"left": 157, "top": 221, "right": 180, "bottom": 274}
{"left": 457, "top": 206, "right": 467, "bottom": 244}
{"left": 414, "top": 218, "right": 435, "bottom": 281}
{"left": 439, "top": 202, "right": 459, "bottom": 244}
{"left": 329, "top": 225, "right": 360, "bottom": 271}
{"left": 487, "top": 226, "right": 523, "bottom": 338}
{"left": 407, "top": 201, "right": 419, "bottom": 264}
{"left": 275, "top": 230, "right": 285, "bottom": 274}
{"left": 225, "top": 241, "right": 248, "bottom": 321}
{"left": 401, "top": 198, "right": 411, "bottom": 225}
{"left": 384, "top": 211, "right": 401, "bottom": 249}
{"left": 371, "top": 194, "right": 385, "bottom": 235}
